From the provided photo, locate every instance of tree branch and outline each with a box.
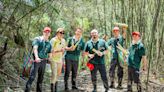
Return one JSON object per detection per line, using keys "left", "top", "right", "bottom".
{"left": 16, "top": 0, "right": 52, "bottom": 22}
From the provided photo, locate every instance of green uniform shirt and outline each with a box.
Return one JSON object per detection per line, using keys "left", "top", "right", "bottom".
{"left": 128, "top": 41, "right": 146, "bottom": 69}
{"left": 84, "top": 39, "right": 108, "bottom": 64}
{"left": 65, "top": 37, "right": 85, "bottom": 61}
{"left": 32, "top": 36, "right": 52, "bottom": 59}
{"left": 107, "top": 35, "right": 125, "bottom": 59}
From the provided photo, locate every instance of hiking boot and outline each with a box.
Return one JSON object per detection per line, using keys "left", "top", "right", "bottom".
{"left": 65, "top": 81, "right": 69, "bottom": 91}
{"left": 109, "top": 84, "right": 115, "bottom": 88}
{"left": 72, "top": 86, "right": 78, "bottom": 90}
{"left": 117, "top": 78, "right": 123, "bottom": 89}
{"left": 55, "top": 82, "right": 58, "bottom": 92}
{"left": 92, "top": 85, "right": 97, "bottom": 92}
{"left": 51, "top": 83, "right": 54, "bottom": 92}
{"left": 137, "top": 83, "right": 142, "bottom": 92}
{"left": 105, "top": 89, "right": 108, "bottom": 92}
{"left": 127, "top": 85, "right": 132, "bottom": 92}
{"left": 25, "top": 84, "right": 31, "bottom": 92}
{"left": 92, "top": 89, "right": 97, "bottom": 92}
{"left": 109, "top": 82, "right": 115, "bottom": 88}
{"left": 65, "top": 87, "right": 69, "bottom": 91}
{"left": 116, "top": 84, "right": 123, "bottom": 89}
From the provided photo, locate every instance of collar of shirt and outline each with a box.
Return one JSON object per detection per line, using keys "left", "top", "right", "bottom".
{"left": 55, "top": 36, "right": 62, "bottom": 41}
{"left": 114, "top": 34, "right": 121, "bottom": 39}
{"left": 91, "top": 38, "right": 100, "bottom": 44}
{"left": 73, "top": 36, "right": 82, "bottom": 42}
{"left": 73, "top": 36, "right": 78, "bottom": 42}
{"left": 132, "top": 40, "right": 141, "bottom": 45}
{"left": 41, "top": 36, "right": 49, "bottom": 42}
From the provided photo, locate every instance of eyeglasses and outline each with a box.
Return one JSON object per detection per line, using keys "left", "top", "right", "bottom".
{"left": 59, "top": 32, "right": 64, "bottom": 34}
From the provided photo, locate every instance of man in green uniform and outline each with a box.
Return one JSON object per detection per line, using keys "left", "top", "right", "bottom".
{"left": 107, "top": 26, "right": 127, "bottom": 89}
{"left": 25, "top": 27, "right": 52, "bottom": 92}
{"left": 64, "top": 28, "right": 85, "bottom": 90}
{"left": 84, "top": 29, "right": 109, "bottom": 92}
{"left": 127, "top": 31, "right": 147, "bottom": 92}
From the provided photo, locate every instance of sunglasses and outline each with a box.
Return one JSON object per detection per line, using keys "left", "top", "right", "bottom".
{"left": 113, "top": 30, "right": 119, "bottom": 32}
{"left": 59, "top": 32, "right": 64, "bottom": 34}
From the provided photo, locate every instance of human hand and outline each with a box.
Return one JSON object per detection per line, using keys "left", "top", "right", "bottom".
{"left": 97, "top": 51, "right": 103, "bottom": 57}
{"left": 35, "top": 57, "right": 41, "bottom": 63}
{"left": 88, "top": 54, "right": 95, "bottom": 59}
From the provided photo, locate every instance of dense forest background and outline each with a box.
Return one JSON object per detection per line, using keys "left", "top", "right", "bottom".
{"left": 0, "top": 0, "right": 163, "bottom": 92}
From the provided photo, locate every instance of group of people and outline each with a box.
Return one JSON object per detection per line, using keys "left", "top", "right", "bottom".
{"left": 24, "top": 25, "right": 147, "bottom": 92}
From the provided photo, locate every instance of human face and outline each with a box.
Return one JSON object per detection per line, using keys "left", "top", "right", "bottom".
{"left": 57, "top": 31, "right": 64, "bottom": 38}
{"left": 75, "top": 28, "right": 82, "bottom": 36}
{"left": 43, "top": 31, "right": 51, "bottom": 39}
{"left": 91, "top": 32, "right": 98, "bottom": 40}
{"left": 122, "top": 26, "right": 127, "bottom": 31}
{"left": 113, "top": 30, "right": 119, "bottom": 37}
{"left": 132, "top": 34, "right": 140, "bottom": 42}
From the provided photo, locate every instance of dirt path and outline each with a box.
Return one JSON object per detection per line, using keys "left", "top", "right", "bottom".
{"left": 2, "top": 68, "right": 164, "bottom": 92}
{"left": 41, "top": 70, "right": 129, "bottom": 92}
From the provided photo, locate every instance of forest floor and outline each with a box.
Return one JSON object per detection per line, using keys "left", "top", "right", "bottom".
{"left": 1, "top": 64, "right": 164, "bottom": 92}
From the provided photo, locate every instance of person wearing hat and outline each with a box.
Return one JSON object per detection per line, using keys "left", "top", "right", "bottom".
{"left": 127, "top": 31, "right": 147, "bottom": 92}
{"left": 84, "top": 29, "right": 109, "bottom": 92}
{"left": 49, "top": 28, "right": 66, "bottom": 92}
{"left": 64, "top": 27, "right": 85, "bottom": 91}
{"left": 25, "top": 27, "right": 52, "bottom": 92}
{"left": 107, "top": 26, "right": 127, "bottom": 89}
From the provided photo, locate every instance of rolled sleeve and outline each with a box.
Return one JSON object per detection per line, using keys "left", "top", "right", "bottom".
{"left": 84, "top": 43, "right": 89, "bottom": 52}
{"left": 140, "top": 47, "right": 146, "bottom": 57}
{"left": 107, "top": 39, "right": 112, "bottom": 46}
{"left": 32, "top": 39, "right": 39, "bottom": 47}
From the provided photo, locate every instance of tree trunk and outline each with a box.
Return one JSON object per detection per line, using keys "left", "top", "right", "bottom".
{"left": 146, "top": 0, "right": 161, "bottom": 91}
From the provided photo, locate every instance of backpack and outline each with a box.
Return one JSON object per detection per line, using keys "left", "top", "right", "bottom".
{"left": 21, "top": 48, "right": 33, "bottom": 78}
{"left": 21, "top": 37, "right": 42, "bottom": 78}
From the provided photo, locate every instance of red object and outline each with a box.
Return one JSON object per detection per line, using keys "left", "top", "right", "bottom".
{"left": 132, "top": 31, "right": 140, "bottom": 37}
{"left": 87, "top": 62, "right": 94, "bottom": 71}
{"left": 43, "top": 27, "right": 51, "bottom": 33}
